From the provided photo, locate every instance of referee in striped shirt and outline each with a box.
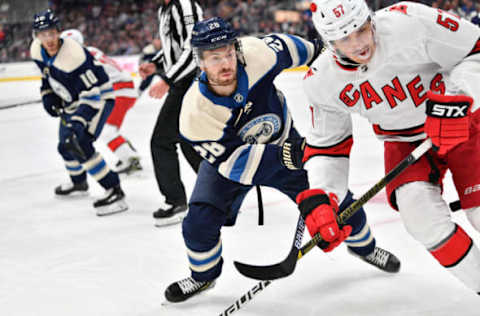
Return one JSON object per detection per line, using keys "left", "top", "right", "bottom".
{"left": 139, "top": 0, "right": 203, "bottom": 226}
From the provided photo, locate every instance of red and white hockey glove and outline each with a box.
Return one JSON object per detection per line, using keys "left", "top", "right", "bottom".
{"left": 296, "top": 189, "right": 352, "bottom": 252}
{"left": 425, "top": 91, "right": 473, "bottom": 156}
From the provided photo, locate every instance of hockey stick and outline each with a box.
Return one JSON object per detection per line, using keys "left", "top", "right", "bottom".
{"left": 234, "top": 138, "right": 433, "bottom": 281}
{"left": 235, "top": 214, "right": 305, "bottom": 280}
{"left": 0, "top": 98, "right": 41, "bottom": 110}
{"left": 218, "top": 281, "right": 271, "bottom": 316}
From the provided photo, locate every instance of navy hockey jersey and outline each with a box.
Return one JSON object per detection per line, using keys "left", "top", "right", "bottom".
{"left": 180, "top": 34, "right": 315, "bottom": 185}
{"left": 30, "top": 37, "right": 114, "bottom": 121}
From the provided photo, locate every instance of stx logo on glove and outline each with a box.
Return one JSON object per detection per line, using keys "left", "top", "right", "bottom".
{"left": 428, "top": 104, "right": 469, "bottom": 118}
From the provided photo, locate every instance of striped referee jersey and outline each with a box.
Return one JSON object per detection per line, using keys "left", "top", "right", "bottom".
{"left": 153, "top": 0, "right": 203, "bottom": 84}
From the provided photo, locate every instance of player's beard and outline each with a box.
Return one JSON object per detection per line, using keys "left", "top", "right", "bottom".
{"left": 210, "top": 66, "right": 236, "bottom": 87}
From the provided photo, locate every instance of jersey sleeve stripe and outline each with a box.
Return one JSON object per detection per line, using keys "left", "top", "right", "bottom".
{"left": 303, "top": 135, "right": 353, "bottom": 162}
{"left": 285, "top": 34, "right": 308, "bottom": 66}
{"left": 372, "top": 123, "right": 424, "bottom": 137}
{"left": 218, "top": 144, "right": 265, "bottom": 185}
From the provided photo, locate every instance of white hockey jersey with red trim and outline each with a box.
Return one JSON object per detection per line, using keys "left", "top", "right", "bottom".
{"left": 87, "top": 46, "right": 137, "bottom": 98}
{"left": 302, "top": 1, "right": 480, "bottom": 200}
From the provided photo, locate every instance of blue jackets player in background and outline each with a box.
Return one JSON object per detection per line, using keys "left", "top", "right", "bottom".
{"left": 164, "top": 17, "right": 401, "bottom": 303}
{"left": 30, "top": 9, "right": 128, "bottom": 216}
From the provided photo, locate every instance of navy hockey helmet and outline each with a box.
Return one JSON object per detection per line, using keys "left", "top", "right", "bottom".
{"left": 32, "top": 9, "right": 60, "bottom": 32}
{"left": 191, "top": 17, "right": 245, "bottom": 65}
{"left": 191, "top": 17, "right": 238, "bottom": 50}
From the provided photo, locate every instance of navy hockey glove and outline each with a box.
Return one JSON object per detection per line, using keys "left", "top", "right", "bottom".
{"left": 296, "top": 189, "right": 352, "bottom": 252}
{"left": 42, "top": 91, "right": 63, "bottom": 117}
{"left": 425, "top": 91, "right": 473, "bottom": 156}
{"left": 280, "top": 137, "right": 305, "bottom": 170}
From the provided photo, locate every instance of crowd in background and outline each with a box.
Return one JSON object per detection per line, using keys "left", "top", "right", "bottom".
{"left": 1, "top": 0, "right": 479, "bottom": 63}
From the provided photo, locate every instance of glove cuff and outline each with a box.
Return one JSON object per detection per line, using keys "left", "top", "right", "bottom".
{"left": 297, "top": 189, "right": 329, "bottom": 219}
{"left": 426, "top": 91, "right": 473, "bottom": 105}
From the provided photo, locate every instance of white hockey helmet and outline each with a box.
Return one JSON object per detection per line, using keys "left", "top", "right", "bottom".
{"left": 311, "top": 0, "right": 372, "bottom": 42}
{"left": 60, "top": 29, "right": 84, "bottom": 45}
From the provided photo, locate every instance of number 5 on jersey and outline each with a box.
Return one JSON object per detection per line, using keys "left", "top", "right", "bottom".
{"left": 194, "top": 142, "right": 225, "bottom": 164}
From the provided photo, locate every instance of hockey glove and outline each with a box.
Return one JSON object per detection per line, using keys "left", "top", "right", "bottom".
{"left": 42, "top": 91, "right": 63, "bottom": 117}
{"left": 296, "top": 189, "right": 352, "bottom": 252}
{"left": 280, "top": 137, "right": 306, "bottom": 170}
{"left": 425, "top": 91, "right": 473, "bottom": 156}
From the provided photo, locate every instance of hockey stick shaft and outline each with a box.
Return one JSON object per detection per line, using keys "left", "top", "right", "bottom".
{"left": 218, "top": 281, "right": 271, "bottom": 316}
{"left": 0, "top": 99, "right": 41, "bottom": 110}
{"left": 235, "top": 138, "right": 432, "bottom": 280}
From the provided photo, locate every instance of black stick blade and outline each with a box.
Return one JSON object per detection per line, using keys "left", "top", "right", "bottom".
{"left": 233, "top": 246, "right": 299, "bottom": 280}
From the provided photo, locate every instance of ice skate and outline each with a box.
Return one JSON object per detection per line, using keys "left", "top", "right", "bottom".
{"left": 55, "top": 181, "right": 88, "bottom": 196}
{"left": 164, "top": 277, "right": 215, "bottom": 303}
{"left": 153, "top": 204, "right": 187, "bottom": 227}
{"left": 94, "top": 185, "right": 128, "bottom": 216}
{"left": 115, "top": 156, "right": 142, "bottom": 175}
{"left": 348, "top": 246, "right": 401, "bottom": 273}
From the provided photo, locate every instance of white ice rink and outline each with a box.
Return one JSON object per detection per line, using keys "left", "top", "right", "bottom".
{"left": 1, "top": 72, "right": 479, "bottom": 315}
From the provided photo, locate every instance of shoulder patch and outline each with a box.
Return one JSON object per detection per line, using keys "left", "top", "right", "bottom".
{"left": 53, "top": 38, "right": 87, "bottom": 73}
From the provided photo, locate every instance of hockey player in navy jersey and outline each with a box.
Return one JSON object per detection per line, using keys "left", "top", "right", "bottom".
{"left": 30, "top": 9, "right": 128, "bottom": 216}
{"left": 163, "top": 17, "right": 401, "bottom": 303}
{"left": 60, "top": 29, "right": 142, "bottom": 175}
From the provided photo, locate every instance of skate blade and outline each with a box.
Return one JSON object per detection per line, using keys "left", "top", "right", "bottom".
{"left": 96, "top": 200, "right": 129, "bottom": 216}
{"left": 55, "top": 191, "right": 89, "bottom": 199}
{"left": 154, "top": 212, "right": 187, "bottom": 227}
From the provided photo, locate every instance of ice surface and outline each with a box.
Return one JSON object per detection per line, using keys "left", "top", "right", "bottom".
{"left": 0, "top": 72, "right": 478, "bottom": 316}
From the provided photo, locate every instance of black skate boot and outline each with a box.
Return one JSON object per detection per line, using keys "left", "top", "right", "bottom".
{"left": 348, "top": 246, "right": 401, "bottom": 273}
{"left": 55, "top": 181, "right": 88, "bottom": 196}
{"left": 153, "top": 204, "right": 187, "bottom": 227}
{"left": 165, "top": 277, "right": 215, "bottom": 303}
{"left": 93, "top": 185, "right": 128, "bottom": 216}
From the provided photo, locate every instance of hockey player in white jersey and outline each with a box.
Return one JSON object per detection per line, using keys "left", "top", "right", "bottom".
{"left": 30, "top": 10, "right": 128, "bottom": 216}
{"left": 61, "top": 29, "right": 142, "bottom": 174}
{"left": 297, "top": 0, "right": 480, "bottom": 294}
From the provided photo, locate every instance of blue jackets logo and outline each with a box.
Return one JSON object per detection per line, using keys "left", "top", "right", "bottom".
{"left": 238, "top": 114, "right": 281, "bottom": 144}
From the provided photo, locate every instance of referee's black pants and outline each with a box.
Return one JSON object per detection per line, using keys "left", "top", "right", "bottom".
{"left": 150, "top": 73, "right": 202, "bottom": 206}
